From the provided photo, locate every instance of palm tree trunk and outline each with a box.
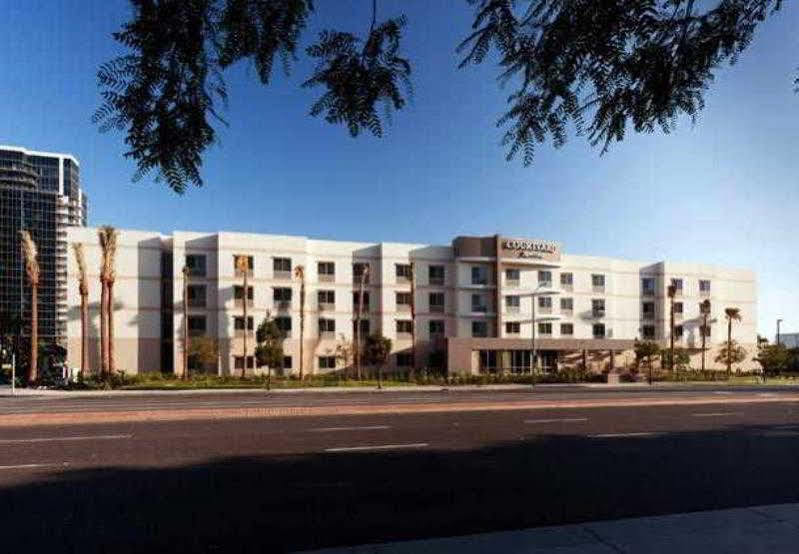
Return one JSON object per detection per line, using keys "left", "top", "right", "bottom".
{"left": 727, "top": 317, "right": 732, "bottom": 376}
{"left": 409, "top": 262, "right": 416, "bottom": 382}
{"left": 299, "top": 278, "right": 305, "bottom": 380}
{"left": 182, "top": 267, "right": 189, "bottom": 379}
{"left": 669, "top": 296, "right": 675, "bottom": 371}
{"left": 242, "top": 270, "right": 248, "bottom": 378}
{"left": 701, "top": 314, "right": 707, "bottom": 372}
{"left": 80, "top": 292, "right": 88, "bottom": 377}
{"left": 108, "top": 281, "right": 115, "bottom": 374}
{"left": 100, "top": 279, "right": 108, "bottom": 377}
{"left": 28, "top": 284, "right": 38, "bottom": 383}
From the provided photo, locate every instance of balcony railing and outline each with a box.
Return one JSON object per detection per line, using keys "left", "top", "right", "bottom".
{"left": 319, "top": 302, "right": 334, "bottom": 311}
{"left": 472, "top": 305, "right": 488, "bottom": 313}
{"left": 592, "top": 285, "right": 606, "bottom": 294}
{"left": 592, "top": 309, "right": 606, "bottom": 318}
{"left": 506, "top": 279, "right": 520, "bottom": 288}
{"left": 188, "top": 299, "right": 207, "bottom": 308}
{"left": 642, "top": 311, "right": 655, "bottom": 320}
{"left": 276, "top": 301, "right": 291, "bottom": 311}
{"left": 234, "top": 329, "right": 254, "bottom": 337}
{"left": 506, "top": 305, "right": 520, "bottom": 314}
{"left": 233, "top": 298, "right": 253, "bottom": 308}
{"left": 429, "top": 277, "right": 445, "bottom": 286}
{"left": 430, "top": 304, "right": 445, "bottom": 313}
{"left": 273, "top": 270, "right": 292, "bottom": 280}
{"left": 397, "top": 304, "right": 411, "bottom": 312}
{"left": 319, "top": 273, "right": 335, "bottom": 282}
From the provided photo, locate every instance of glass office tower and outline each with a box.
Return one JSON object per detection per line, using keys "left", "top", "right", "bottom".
{"left": 0, "top": 145, "right": 87, "bottom": 344}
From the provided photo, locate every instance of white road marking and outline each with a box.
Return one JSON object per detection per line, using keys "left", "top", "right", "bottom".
{"left": 525, "top": 418, "right": 588, "bottom": 424}
{"left": 592, "top": 432, "right": 659, "bottom": 438}
{"left": 309, "top": 426, "right": 391, "bottom": 433}
{"left": 759, "top": 393, "right": 778, "bottom": 397}
{"left": 0, "top": 434, "right": 132, "bottom": 444}
{"left": 713, "top": 391, "right": 733, "bottom": 395}
{"left": 325, "top": 443, "right": 428, "bottom": 453}
{"left": 0, "top": 462, "right": 70, "bottom": 470}
{"left": 691, "top": 412, "right": 742, "bottom": 417}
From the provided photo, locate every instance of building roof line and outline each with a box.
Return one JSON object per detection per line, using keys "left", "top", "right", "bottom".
{"left": 0, "top": 144, "right": 80, "bottom": 166}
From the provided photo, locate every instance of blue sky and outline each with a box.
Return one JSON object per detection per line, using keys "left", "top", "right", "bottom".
{"left": 1, "top": 0, "right": 797, "bottom": 336}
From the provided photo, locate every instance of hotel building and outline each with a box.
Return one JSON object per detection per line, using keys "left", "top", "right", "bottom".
{"left": 1, "top": 145, "right": 87, "bottom": 343}
{"left": 65, "top": 228, "right": 757, "bottom": 375}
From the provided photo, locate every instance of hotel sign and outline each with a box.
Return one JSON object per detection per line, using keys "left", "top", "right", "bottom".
{"left": 501, "top": 238, "right": 561, "bottom": 261}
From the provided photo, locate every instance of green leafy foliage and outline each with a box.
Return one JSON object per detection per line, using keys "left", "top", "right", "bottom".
{"left": 363, "top": 333, "right": 392, "bottom": 367}
{"left": 754, "top": 344, "right": 793, "bottom": 375}
{"left": 255, "top": 314, "right": 285, "bottom": 369}
{"left": 634, "top": 339, "right": 661, "bottom": 368}
{"left": 715, "top": 339, "right": 747, "bottom": 366}
{"left": 660, "top": 347, "right": 690, "bottom": 370}
{"left": 459, "top": 0, "right": 782, "bottom": 165}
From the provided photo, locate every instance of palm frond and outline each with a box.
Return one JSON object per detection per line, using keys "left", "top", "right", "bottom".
{"left": 19, "top": 231, "right": 39, "bottom": 286}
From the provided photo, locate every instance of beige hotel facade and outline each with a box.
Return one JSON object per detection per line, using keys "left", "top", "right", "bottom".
{"left": 65, "top": 228, "right": 758, "bottom": 375}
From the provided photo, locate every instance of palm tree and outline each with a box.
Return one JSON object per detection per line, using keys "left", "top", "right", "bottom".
{"left": 73, "top": 243, "right": 89, "bottom": 377}
{"left": 182, "top": 265, "right": 189, "bottom": 379}
{"left": 699, "top": 299, "right": 711, "bottom": 371}
{"left": 724, "top": 307, "right": 742, "bottom": 376}
{"left": 19, "top": 231, "right": 39, "bottom": 384}
{"left": 98, "top": 226, "right": 118, "bottom": 377}
{"left": 667, "top": 285, "right": 676, "bottom": 371}
{"left": 235, "top": 255, "right": 250, "bottom": 378}
{"left": 294, "top": 265, "right": 306, "bottom": 380}
{"left": 353, "top": 265, "right": 369, "bottom": 380}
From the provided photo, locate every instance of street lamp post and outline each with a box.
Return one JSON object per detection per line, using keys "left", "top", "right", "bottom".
{"left": 777, "top": 319, "right": 783, "bottom": 347}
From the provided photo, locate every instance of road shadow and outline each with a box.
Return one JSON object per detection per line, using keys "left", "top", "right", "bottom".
{"left": 2, "top": 423, "right": 799, "bottom": 552}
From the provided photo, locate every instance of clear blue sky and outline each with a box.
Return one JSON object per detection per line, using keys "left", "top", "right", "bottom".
{"left": 2, "top": 0, "right": 797, "bottom": 337}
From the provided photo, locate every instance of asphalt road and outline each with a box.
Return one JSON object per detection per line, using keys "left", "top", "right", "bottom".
{"left": 2, "top": 388, "right": 799, "bottom": 552}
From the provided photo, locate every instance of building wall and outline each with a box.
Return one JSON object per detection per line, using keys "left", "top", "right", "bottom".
{"left": 64, "top": 229, "right": 759, "bottom": 376}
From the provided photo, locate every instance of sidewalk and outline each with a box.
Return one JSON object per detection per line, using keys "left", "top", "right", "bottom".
{"left": 304, "top": 502, "right": 799, "bottom": 553}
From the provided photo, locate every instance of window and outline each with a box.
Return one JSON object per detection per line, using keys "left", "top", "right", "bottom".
{"left": 538, "top": 322, "right": 552, "bottom": 335}
{"left": 318, "top": 261, "right": 335, "bottom": 278}
{"left": 396, "top": 353, "right": 413, "bottom": 367}
{"left": 234, "top": 255, "right": 254, "bottom": 275}
{"left": 592, "top": 274, "right": 605, "bottom": 288}
{"left": 396, "top": 291, "right": 412, "bottom": 307}
{"left": 592, "top": 299, "right": 605, "bottom": 317}
{"left": 318, "top": 318, "right": 335, "bottom": 334}
{"left": 506, "top": 295, "right": 520, "bottom": 311}
{"left": 396, "top": 264, "right": 412, "bottom": 280}
{"left": 187, "top": 284, "right": 206, "bottom": 307}
{"left": 560, "top": 297, "right": 573, "bottom": 311}
{"left": 560, "top": 323, "right": 574, "bottom": 336}
{"left": 396, "top": 320, "right": 413, "bottom": 334}
{"left": 275, "top": 317, "right": 292, "bottom": 335}
{"left": 273, "top": 257, "right": 291, "bottom": 273}
{"left": 233, "top": 285, "right": 253, "bottom": 301}
{"left": 234, "top": 356, "right": 255, "bottom": 369}
{"left": 673, "top": 302, "right": 683, "bottom": 315}
{"left": 505, "top": 268, "right": 520, "bottom": 283}
{"left": 670, "top": 278, "right": 683, "bottom": 293}
{"left": 234, "top": 316, "right": 254, "bottom": 330}
{"left": 472, "top": 320, "right": 488, "bottom": 337}
{"left": 353, "top": 263, "right": 369, "bottom": 283}
{"left": 429, "top": 292, "right": 445, "bottom": 312}
{"left": 318, "top": 290, "right": 335, "bottom": 306}
{"left": 538, "top": 296, "right": 552, "bottom": 308}
{"left": 699, "top": 279, "right": 711, "bottom": 294}
{"left": 674, "top": 325, "right": 684, "bottom": 339}
{"left": 560, "top": 272, "right": 573, "bottom": 286}
{"left": 642, "top": 277, "right": 656, "bottom": 296}
{"left": 642, "top": 302, "right": 655, "bottom": 318}
{"left": 429, "top": 265, "right": 445, "bottom": 285}
{"left": 283, "top": 356, "right": 292, "bottom": 369}
{"left": 185, "top": 254, "right": 206, "bottom": 277}
{"left": 353, "top": 319, "right": 370, "bottom": 335}
{"left": 429, "top": 320, "right": 445, "bottom": 335}
{"left": 643, "top": 325, "right": 656, "bottom": 339}
{"left": 187, "top": 315, "right": 206, "bottom": 336}
{"left": 471, "top": 293, "right": 488, "bottom": 312}
{"left": 538, "top": 270, "right": 552, "bottom": 285}
{"left": 593, "top": 323, "right": 606, "bottom": 338}
{"left": 505, "top": 321, "right": 521, "bottom": 334}
{"left": 700, "top": 301, "right": 712, "bottom": 315}
{"left": 319, "top": 356, "right": 336, "bottom": 369}
{"left": 353, "top": 291, "right": 370, "bottom": 309}
{"left": 273, "top": 287, "right": 292, "bottom": 302}
{"left": 471, "top": 266, "right": 489, "bottom": 285}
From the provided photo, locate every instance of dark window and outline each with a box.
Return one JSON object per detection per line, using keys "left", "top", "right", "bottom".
{"left": 593, "top": 323, "right": 606, "bottom": 338}
{"left": 233, "top": 285, "right": 253, "bottom": 300}
{"left": 671, "top": 278, "right": 683, "bottom": 291}
{"left": 560, "top": 323, "right": 574, "bottom": 335}
{"left": 396, "top": 292, "right": 412, "bottom": 306}
{"left": 275, "top": 317, "right": 292, "bottom": 332}
{"left": 471, "top": 294, "right": 487, "bottom": 312}
{"left": 560, "top": 272, "right": 573, "bottom": 286}
{"left": 429, "top": 320, "right": 445, "bottom": 335}
{"left": 699, "top": 279, "right": 711, "bottom": 293}
{"left": 471, "top": 266, "right": 488, "bottom": 285}
{"left": 506, "top": 268, "right": 520, "bottom": 282}
{"left": 185, "top": 254, "right": 206, "bottom": 277}
{"left": 283, "top": 356, "right": 292, "bottom": 369}
{"left": 538, "top": 296, "right": 552, "bottom": 308}
{"left": 396, "top": 320, "right": 413, "bottom": 334}
{"left": 353, "top": 291, "right": 370, "bottom": 309}
{"left": 318, "top": 261, "right": 335, "bottom": 276}
{"left": 675, "top": 325, "right": 684, "bottom": 339}
{"left": 353, "top": 263, "right": 369, "bottom": 282}
{"left": 538, "top": 271, "right": 552, "bottom": 284}
{"left": 234, "top": 356, "right": 255, "bottom": 369}
{"left": 396, "top": 264, "right": 412, "bottom": 279}
{"left": 472, "top": 320, "right": 488, "bottom": 337}
{"left": 234, "top": 316, "right": 254, "bottom": 330}
{"left": 592, "top": 299, "right": 605, "bottom": 317}
{"left": 319, "top": 356, "right": 336, "bottom": 369}
{"left": 318, "top": 318, "right": 335, "bottom": 333}
{"left": 318, "top": 290, "right": 335, "bottom": 304}
{"left": 273, "top": 257, "right": 291, "bottom": 273}
{"left": 273, "top": 287, "right": 292, "bottom": 302}
{"left": 187, "top": 316, "right": 206, "bottom": 335}
{"left": 429, "top": 292, "right": 445, "bottom": 311}
{"left": 429, "top": 265, "right": 445, "bottom": 284}
{"left": 505, "top": 322, "right": 520, "bottom": 334}
{"left": 642, "top": 302, "right": 655, "bottom": 316}
{"left": 642, "top": 277, "right": 656, "bottom": 295}
{"left": 538, "top": 322, "right": 552, "bottom": 334}
{"left": 353, "top": 319, "right": 370, "bottom": 335}
{"left": 592, "top": 274, "right": 605, "bottom": 288}
{"left": 187, "top": 284, "right": 206, "bottom": 307}
{"left": 674, "top": 302, "right": 683, "bottom": 314}
{"left": 643, "top": 326, "right": 656, "bottom": 339}
{"left": 560, "top": 297, "right": 573, "bottom": 311}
